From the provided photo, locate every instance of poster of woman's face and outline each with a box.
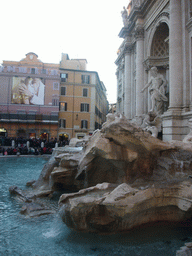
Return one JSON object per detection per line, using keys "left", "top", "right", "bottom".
{"left": 12, "top": 77, "right": 45, "bottom": 105}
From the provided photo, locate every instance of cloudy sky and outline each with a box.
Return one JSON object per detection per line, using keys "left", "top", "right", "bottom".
{"left": 1, "top": 0, "right": 129, "bottom": 103}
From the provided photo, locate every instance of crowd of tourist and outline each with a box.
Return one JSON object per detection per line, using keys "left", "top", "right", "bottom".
{"left": 0, "top": 137, "right": 69, "bottom": 156}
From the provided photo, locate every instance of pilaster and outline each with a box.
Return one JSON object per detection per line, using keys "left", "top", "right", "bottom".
{"left": 135, "top": 26, "right": 144, "bottom": 116}
{"left": 124, "top": 44, "right": 132, "bottom": 119}
{"left": 169, "top": 0, "right": 183, "bottom": 110}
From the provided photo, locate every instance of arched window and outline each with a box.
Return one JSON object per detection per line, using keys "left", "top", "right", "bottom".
{"left": 151, "top": 23, "right": 169, "bottom": 57}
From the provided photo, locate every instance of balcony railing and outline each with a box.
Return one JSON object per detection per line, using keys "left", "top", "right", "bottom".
{"left": 0, "top": 113, "right": 58, "bottom": 123}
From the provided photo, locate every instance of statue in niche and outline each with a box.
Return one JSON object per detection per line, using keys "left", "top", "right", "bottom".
{"left": 141, "top": 66, "right": 168, "bottom": 116}
{"left": 121, "top": 7, "right": 128, "bottom": 27}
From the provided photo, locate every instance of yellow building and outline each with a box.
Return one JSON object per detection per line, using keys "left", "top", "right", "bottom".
{"left": 58, "top": 54, "right": 108, "bottom": 141}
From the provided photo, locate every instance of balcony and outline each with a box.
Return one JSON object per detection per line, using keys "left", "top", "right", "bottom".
{"left": 0, "top": 113, "right": 58, "bottom": 123}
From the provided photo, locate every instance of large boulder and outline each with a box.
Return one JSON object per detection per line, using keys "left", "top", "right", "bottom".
{"left": 32, "top": 146, "right": 83, "bottom": 193}
{"left": 58, "top": 116, "right": 192, "bottom": 233}
{"left": 75, "top": 115, "right": 174, "bottom": 187}
{"left": 28, "top": 116, "right": 176, "bottom": 193}
{"left": 59, "top": 181, "right": 192, "bottom": 233}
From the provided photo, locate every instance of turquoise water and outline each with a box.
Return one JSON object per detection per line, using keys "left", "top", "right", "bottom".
{"left": 1, "top": 156, "right": 192, "bottom": 256}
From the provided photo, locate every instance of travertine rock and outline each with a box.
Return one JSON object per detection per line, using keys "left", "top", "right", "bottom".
{"left": 59, "top": 181, "right": 192, "bottom": 233}
{"left": 30, "top": 117, "right": 176, "bottom": 193}
{"left": 176, "top": 242, "right": 192, "bottom": 256}
{"left": 20, "top": 200, "right": 55, "bottom": 217}
{"left": 76, "top": 116, "right": 174, "bottom": 187}
{"left": 58, "top": 117, "right": 192, "bottom": 234}
{"left": 32, "top": 146, "right": 82, "bottom": 192}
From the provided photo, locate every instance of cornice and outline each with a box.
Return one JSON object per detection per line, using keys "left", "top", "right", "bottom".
{"left": 151, "top": 11, "right": 169, "bottom": 27}
{"left": 118, "top": 27, "right": 130, "bottom": 38}
{"left": 143, "top": 56, "right": 169, "bottom": 70}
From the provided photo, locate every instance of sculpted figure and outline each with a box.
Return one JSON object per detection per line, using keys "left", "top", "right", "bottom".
{"left": 121, "top": 7, "right": 128, "bottom": 27}
{"left": 183, "top": 119, "right": 192, "bottom": 143}
{"left": 141, "top": 112, "right": 162, "bottom": 138}
{"left": 141, "top": 67, "right": 168, "bottom": 115}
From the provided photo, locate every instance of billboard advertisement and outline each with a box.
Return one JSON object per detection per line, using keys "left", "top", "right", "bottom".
{"left": 12, "top": 77, "right": 45, "bottom": 105}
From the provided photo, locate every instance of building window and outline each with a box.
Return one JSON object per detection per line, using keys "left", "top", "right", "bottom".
{"left": 95, "top": 106, "right": 102, "bottom": 118}
{"left": 81, "top": 75, "right": 90, "bottom": 84}
{"left": 31, "top": 68, "right": 38, "bottom": 74}
{"left": 51, "top": 70, "right": 58, "bottom": 75}
{"left": 42, "top": 69, "right": 47, "bottom": 74}
{"left": 81, "top": 120, "right": 88, "bottom": 129}
{"left": 95, "top": 122, "right": 100, "bottom": 130}
{"left": 60, "top": 73, "right": 68, "bottom": 82}
{"left": 59, "top": 119, "right": 66, "bottom": 128}
{"left": 52, "top": 98, "right": 59, "bottom": 106}
{"left": 151, "top": 23, "right": 169, "bottom": 57}
{"left": 7, "top": 66, "right": 15, "bottom": 72}
{"left": 190, "top": 0, "right": 192, "bottom": 17}
{"left": 83, "top": 88, "right": 88, "bottom": 97}
{"left": 61, "top": 87, "right": 66, "bottom": 95}
{"left": 53, "top": 82, "right": 59, "bottom": 90}
{"left": 59, "top": 102, "right": 67, "bottom": 111}
{"left": 19, "top": 67, "right": 27, "bottom": 73}
{"left": 80, "top": 103, "right": 89, "bottom": 112}
{"left": 31, "top": 68, "right": 35, "bottom": 74}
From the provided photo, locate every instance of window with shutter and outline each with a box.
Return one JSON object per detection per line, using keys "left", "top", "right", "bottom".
{"left": 59, "top": 102, "right": 67, "bottom": 111}
{"left": 81, "top": 120, "right": 88, "bottom": 129}
{"left": 81, "top": 75, "right": 90, "bottom": 84}
{"left": 83, "top": 88, "right": 88, "bottom": 97}
{"left": 60, "top": 73, "right": 68, "bottom": 82}
{"left": 59, "top": 119, "right": 66, "bottom": 128}
{"left": 80, "top": 103, "right": 89, "bottom": 112}
{"left": 61, "top": 87, "right": 66, "bottom": 95}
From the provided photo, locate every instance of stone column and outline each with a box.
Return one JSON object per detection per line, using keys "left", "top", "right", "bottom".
{"left": 135, "top": 26, "right": 144, "bottom": 116}
{"left": 162, "top": 0, "right": 183, "bottom": 141}
{"left": 124, "top": 45, "right": 132, "bottom": 119}
{"left": 131, "top": 49, "right": 135, "bottom": 118}
{"left": 169, "top": 0, "right": 183, "bottom": 110}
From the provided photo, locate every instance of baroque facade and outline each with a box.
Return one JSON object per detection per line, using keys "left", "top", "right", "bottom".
{"left": 58, "top": 54, "right": 108, "bottom": 140}
{"left": 115, "top": 0, "right": 192, "bottom": 141}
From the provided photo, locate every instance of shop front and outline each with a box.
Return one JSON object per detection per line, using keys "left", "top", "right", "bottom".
{"left": 0, "top": 127, "right": 7, "bottom": 137}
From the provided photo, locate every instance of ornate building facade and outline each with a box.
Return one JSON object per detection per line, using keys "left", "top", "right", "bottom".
{"left": 116, "top": 0, "right": 192, "bottom": 141}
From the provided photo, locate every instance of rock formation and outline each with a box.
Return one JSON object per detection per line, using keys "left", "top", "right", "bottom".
{"left": 9, "top": 114, "right": 192, "bottom": 238}
{"left": 9, "top": 146, "right": 83, "bottom": 217}
{"left": 176, "top": 242, "right": 192, "bottom": 256}
{"left": 59, "top": 181, "right": 192, "bottom": 233}
{"left": 57, "top": 115, "right": 192, "bottom": 233}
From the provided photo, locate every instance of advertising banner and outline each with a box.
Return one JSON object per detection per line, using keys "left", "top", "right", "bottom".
{"left": 12, "top": 77, "right": 45, "bottom": 105}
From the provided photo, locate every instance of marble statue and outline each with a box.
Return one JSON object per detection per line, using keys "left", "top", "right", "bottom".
{"left": 141, "top": 111, "right": 162, "bottom": 138}
{"left": 183, "top": 118, "right": 192, "bottom": 143}
{"left": 121, "top": 6, "right": 128, "bottom": 27}
{"left": 141, "top": 67, "right": 168, "bottom": 115}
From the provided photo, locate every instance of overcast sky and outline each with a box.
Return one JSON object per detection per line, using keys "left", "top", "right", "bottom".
{"left": 1, "top": 0, "right": 129, "bottom": 103}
